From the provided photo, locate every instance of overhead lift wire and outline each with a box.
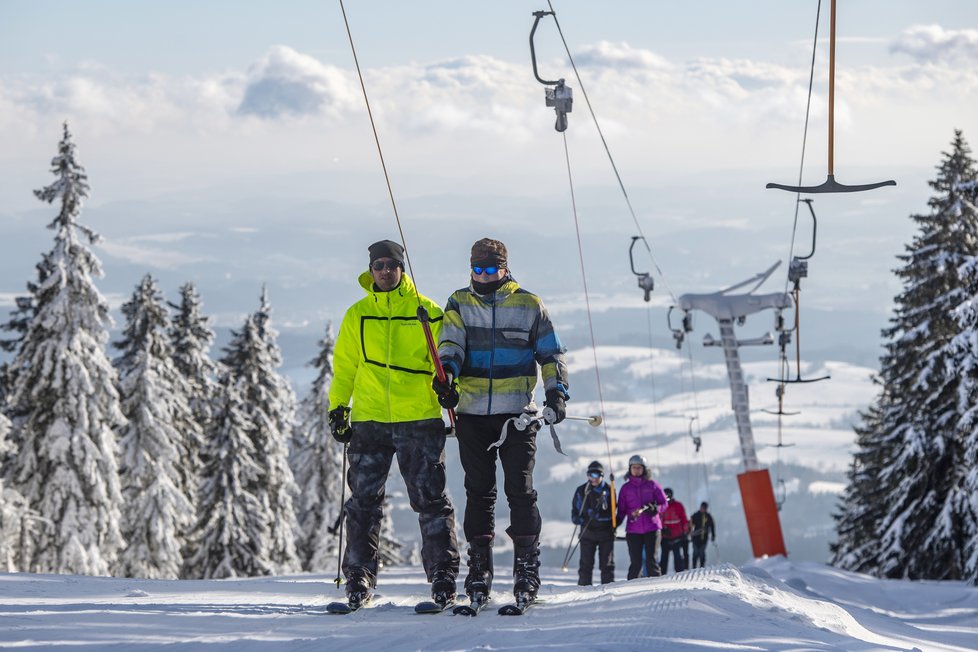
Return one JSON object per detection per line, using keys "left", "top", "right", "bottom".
{"left": 545, "top": 0, "right": 677, "bottom": 305}
{"left": 770, "top": 0, "right": 824, "bottom": 507}
{"left": 338, "top": 0, "right": 456, "bottom": 430}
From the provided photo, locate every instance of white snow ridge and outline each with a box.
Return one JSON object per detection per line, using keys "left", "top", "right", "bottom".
{"left": 2, "top": 557, "right": 977, "bottom": 650}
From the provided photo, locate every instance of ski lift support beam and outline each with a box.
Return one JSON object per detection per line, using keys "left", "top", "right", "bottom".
{"left": 673, "top": 262, "right": 789, "bottom": 558}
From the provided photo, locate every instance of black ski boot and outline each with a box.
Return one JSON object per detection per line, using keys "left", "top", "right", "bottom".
{"left": 430, "top": 568, "right": 457, "bottom": 606}
{"left": 511, "top": 535, "right": 541, "bottom": 603}
{"left": 345, "top": 568, "right": 374, "bottom": 608}
{"left": 463, "top": 534, "right": 494, "bottom": 601}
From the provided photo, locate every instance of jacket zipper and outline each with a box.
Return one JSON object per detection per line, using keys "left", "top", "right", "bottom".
{"left": 487, "top": 291, "right": 496, "bottom": 415}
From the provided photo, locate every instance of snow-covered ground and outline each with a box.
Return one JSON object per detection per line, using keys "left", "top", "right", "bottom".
{"left": 2, "top": 558, "right": 975, "bottom": 651}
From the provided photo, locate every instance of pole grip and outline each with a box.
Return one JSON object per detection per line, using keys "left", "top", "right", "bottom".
{"left": 417, "top": 306, "right": 456, "bottom": 428}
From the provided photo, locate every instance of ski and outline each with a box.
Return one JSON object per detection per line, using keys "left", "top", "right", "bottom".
{"left": 453, "top": 594, "right": 489, "bottom": 617}
{"left": 414, "top": 598, "right": 455, "bottom": 614}
{"left": 497, "top": 593, "right": 536, "bottom": 616}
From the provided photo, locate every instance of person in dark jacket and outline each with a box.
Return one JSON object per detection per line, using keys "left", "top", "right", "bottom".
{"left": 435, "top": 237, "right": 569, "bottom": 604}
{"left": 690, "top": 501, "right": 716, "bottom": 568}
{"left": 616, "top": 454, "right": 668, "bottom": 580}
{"left": 571, "top": 460, "right": 615, "bottom": 585}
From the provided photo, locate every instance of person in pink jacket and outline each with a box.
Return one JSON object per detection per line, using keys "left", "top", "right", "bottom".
{"left": 616, "top": 454, "right": 668, "bottom": 579}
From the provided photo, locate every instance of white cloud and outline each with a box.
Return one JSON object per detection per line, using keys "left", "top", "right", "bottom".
{"left": 97, "top": 239, "right": 211, "bottom": 269}
{"left": 237, "top": 45, "right": 359, "bottom": 119}
{"left": 891, "top": 24, "right": 978, "bottom": 63}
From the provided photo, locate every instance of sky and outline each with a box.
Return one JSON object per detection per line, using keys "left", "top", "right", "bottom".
{"left": 1, "top": 557, "right": 976, "bottom": 650}
{"left": 1, "top": 0, "right": 977, "bottom": 210}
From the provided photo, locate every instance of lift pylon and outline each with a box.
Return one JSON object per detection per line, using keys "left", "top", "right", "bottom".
{"left": 671, "top": 262, "right": 790, "bottom": 558}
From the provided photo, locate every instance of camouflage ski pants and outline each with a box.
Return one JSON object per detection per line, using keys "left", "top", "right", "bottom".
{"left": 342, "top": 419, "right": 459, "bottom": 586}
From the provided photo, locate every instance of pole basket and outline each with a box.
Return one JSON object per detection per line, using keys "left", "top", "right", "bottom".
{"left": 737, "top": 468, "right": 787, "bottom": 558}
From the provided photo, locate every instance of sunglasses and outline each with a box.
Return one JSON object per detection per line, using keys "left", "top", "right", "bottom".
{"left": 371, "top": 260, "right": 401, "bottom": 271}
{"left": 587, "top": 471, "right": 603, "bottom": 479}
{"left": 472, "top": 266, "right": 499, "bottom": 275}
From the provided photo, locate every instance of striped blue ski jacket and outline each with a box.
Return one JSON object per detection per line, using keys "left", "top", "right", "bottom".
{"left": 437, "top": 277, "right": 568, "bottom": 416}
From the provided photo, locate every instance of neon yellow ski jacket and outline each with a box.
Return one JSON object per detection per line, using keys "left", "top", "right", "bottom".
{"left": 328, "top": 271, "right": 443, "bottom": 423}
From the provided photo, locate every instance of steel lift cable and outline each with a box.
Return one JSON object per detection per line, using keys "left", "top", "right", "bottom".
{"left": 338, "top": 0, "right": 455, "bottom": 430}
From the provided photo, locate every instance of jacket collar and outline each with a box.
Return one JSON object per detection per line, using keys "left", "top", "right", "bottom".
{"left": 358, "top": 270, "right": 418, "bottom": 301}
{"left": 468, "top": 275, "right": 519, "bottom": 303}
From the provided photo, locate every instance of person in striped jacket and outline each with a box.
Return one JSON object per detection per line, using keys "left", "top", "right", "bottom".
{"left": 434, "top": 237, "right": 569, "bottom": 604}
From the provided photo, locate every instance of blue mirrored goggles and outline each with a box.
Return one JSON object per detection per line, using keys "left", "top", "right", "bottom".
{"left": 472, "top": 265, "right": 499, "bottom": 275}
{"left": 587, "top": 471, "right": 603, "bottom": 479}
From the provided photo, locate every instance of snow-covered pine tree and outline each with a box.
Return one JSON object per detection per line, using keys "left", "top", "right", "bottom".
{"left": 0, "top": 411, "right": 37, "bottom": 571}
{"left": 290, "top": 323, "right": 344, "bottom": 571}
{"left": 251, "top": 289, "right": 300, "bottom": 574}
{"left": 945, "top": 176, "right": 978, "bottom": 585}
{"left": 219, "top": 290, "right": 300, "bottom": 575}
{"left": 6, "top": 122, "right": 125, "bottom": 575}
{"left": 113, "top": 275, "right": 195, "bottom": 579}
{"left": 168, "top": 282, "right": 216, "bottom": 500}
{"left": 184, "top": 372, "right": 270, "bottom": 579}
{"left": 873, "top": 130, "right": 978, "bottom": 580}
{"left": 830, "top": 399, "right": 892, "bottom": 574}
{"left": 378, "top": 497, "right": 404, "bottom": 568}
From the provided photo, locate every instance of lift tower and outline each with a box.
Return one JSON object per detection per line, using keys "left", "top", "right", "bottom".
{"left": 670, "top": 262, "right": 790, "bottom": 558}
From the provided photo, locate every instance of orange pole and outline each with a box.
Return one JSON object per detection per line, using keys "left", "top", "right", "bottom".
{"left": 737, "top": 469, "right": 787, "bottom": 558}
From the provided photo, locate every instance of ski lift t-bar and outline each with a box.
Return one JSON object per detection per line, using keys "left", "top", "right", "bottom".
{"left": 530, "top": 10, "right": 573, "bottom": 132}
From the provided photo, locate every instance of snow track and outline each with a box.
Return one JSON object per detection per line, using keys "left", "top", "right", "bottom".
{"left": 1, "top": 560, "right": 975, "bottom": 650}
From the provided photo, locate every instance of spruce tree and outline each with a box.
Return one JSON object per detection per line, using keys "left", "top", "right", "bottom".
{"left": 830, "top": 399, "right": 892, "bottom": 574}
{"left": 945, "top": 178, "right": 978, "bottom": 585}
{"left": 168, "top": 282, "right": 216, "bottom": 499}
{"left": 378, "top": 497, "right": 404, "bottom": 568}
{"left": 185, "top": 372, "right": 270, "bottom": 579}
{"left": 243, "top": 288, "right": 300, "bottom": 573}
{"left": 290, "top": 324, "right": 344, "bottom": 571}
{"left": 871, "top": 130, "right": 978, "bottom": 580}
{"left": 113, "top": 275, "right": 195, "bottom": 579}
{"left": 7, "top": 123, "right": 125, "bottom": 575}
{"left": 0, "top": 411, "right": 37, "bottom": 571}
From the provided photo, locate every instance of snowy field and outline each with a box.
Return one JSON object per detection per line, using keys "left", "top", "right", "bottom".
{"left": 2, "top": 558, "right": 976, "bottom": 651}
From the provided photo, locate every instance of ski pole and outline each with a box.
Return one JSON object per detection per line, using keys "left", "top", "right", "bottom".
{"left": 333, "top": 442, "right": 348, "bottom": 589}
{"left": 560, "top": 524, "right": 579, "bottom": 572}
{"left": 417, "top": 306, "right": 456, "bottom": 431}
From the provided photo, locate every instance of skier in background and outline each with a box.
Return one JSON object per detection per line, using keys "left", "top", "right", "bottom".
{"left": 690, "top": 501, "right": 716, "bottom": 568}
{"left": 659, "top": 487, "right": 690, "bottom": 574}
{"left": 571, "top": 460, "right": 615, "bottom": 585}
{"left": 328, "top": 239, "right": 460, "bottom": 608}
{"left": 617, "top": 454, "right": 668, "bottom": 579}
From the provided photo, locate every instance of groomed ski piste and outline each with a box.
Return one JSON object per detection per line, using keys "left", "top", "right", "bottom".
{"left": 2, "top": 557, "right": 976, "bottom": 651}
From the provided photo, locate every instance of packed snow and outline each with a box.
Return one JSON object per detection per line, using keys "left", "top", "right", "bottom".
{"left": 1, "top": 557, "right": 975, "bottom": 650}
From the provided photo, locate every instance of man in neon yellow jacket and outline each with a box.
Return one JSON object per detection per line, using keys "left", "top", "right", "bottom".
{"left": 327, "top": 240, "right": 459, "bottom": 608}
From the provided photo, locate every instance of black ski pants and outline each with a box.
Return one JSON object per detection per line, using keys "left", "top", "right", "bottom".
{"left": 691, "top": 538, "right": 708, "bottom": 568}
{"left": 660, "top": 536, "right": 686, "bottom": 574}
{"left": 578, "top": 527, "right": 615, "bottom": 585}
{"left": 342, "top": 419, "right": 459, "bottom": 586}
{"left": 626, "top": 530, "right": 661, "bottom": 579}
{"left": 455, "top": 413, "right": 541, "bottom": 541}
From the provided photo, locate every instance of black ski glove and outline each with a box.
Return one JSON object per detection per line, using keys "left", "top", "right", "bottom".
{"left": 328, "top": 406, "right": 352, "bottom": 444}
{"left": 544, "top": 388, "right": 567, "bottom": 424}
{"left": 432, "top": 372, "right": 459, "bottom": 409}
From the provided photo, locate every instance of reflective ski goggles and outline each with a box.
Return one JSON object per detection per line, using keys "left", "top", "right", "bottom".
{"left": 587, "top": 471, "right": 603, "bottom": 479}
{"left": 471, "top": 265, "right": 499, "bottom": 275}
{"left": 371, "top": 260, "right": 401, "bottom": 271}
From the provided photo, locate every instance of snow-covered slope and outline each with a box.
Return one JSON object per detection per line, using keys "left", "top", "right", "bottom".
{"left": 1, "top": 559, "right": 975, "bottom": 650}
